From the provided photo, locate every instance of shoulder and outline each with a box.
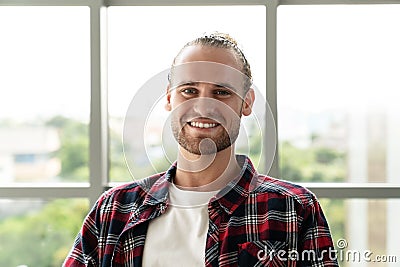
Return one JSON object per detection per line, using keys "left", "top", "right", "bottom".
{"left": 253, "top": 175, "right": 318, "bottom": 208}
{"left": 97, "top": 172, "right": 166, "bottom": 207}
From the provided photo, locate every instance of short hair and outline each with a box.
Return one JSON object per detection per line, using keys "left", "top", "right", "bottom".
{"left": 171, "top": 32, "right": 253, "bottom": 91}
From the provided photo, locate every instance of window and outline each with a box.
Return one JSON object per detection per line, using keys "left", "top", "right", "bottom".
{"left": 1, "top": 1, "right": 399, "bottom": 266}
{"left": 0, "top": 6, "right": 90, "bottom": 183}
{"left": 277, "top": 5, "right": 400, "bottom": 185}
{"left": 277, "top": 5, "right": 400, "bottom": 266}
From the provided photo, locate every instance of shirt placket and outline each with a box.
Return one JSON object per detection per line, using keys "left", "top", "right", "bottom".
{"left": 205, "top": 200, "right": 225, "bottom": 267}
{"left": 112, "top": 202, "right": 168, "bottom": 266}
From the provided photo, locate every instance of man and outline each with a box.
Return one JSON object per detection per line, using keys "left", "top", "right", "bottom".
{"left": 64, "top": 33, "right": 338, "bottom": 266}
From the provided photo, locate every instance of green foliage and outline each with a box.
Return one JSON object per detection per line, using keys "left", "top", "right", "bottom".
{"left": 315, "top": 147, "right": 343, "bottom": 164}
{"left": 280, "top": 142, "right": 345, "bottom": 183}
{"left": 47, "top": 116, "right": 89, "bottom": 181}
{"left": 109, "top": 127, "right": 132, "bottom": 182}
{"left": 247, "top": 131, "right": 263, "bottom": 169}
{"left": 0, "top": 199, "right": 88, "bottom": 267}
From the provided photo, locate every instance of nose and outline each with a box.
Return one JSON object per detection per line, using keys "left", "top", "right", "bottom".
{"left": 192, "top": 97, "right": 218, "bottom": 117}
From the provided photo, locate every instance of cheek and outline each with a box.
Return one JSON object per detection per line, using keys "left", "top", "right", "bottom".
{"left": 218, "top": 101, "right": 243, "bottom": 122}
{"left": 169, "top": 94, "right": 183, "bottom": 110}
{"left": 169, "top": 97, "right": 194, "bottom": 121}
{"left": 169, "top": 91, "right": 192, "bottom": 106}
{"left": 224, "top": 99, "right": 244, "bottom": 116}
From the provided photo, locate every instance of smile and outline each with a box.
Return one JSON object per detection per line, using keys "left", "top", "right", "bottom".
{"left": 188, "top": 121, "right": 219, "bottom": 129}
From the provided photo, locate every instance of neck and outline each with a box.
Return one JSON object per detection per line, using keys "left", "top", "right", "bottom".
{"left": 174, "top": 146, "right": 241, "bottom": 191}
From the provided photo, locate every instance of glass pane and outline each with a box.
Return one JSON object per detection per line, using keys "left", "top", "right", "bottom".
{"left": 0, "top": 7, "right": 90, "bottom": 183}
{"left": 0, "top": 198, "right": 89, "bottom": 266}
{"left": 108, "top": 6, "right": 266, "bottom": 182}
{"left": 277, "top": 5, "right": 400, "bottom": 183}
{"left": 319, "top": 198, "right": 400, "bottom": 267}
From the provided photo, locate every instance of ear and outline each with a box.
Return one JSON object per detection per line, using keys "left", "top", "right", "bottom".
{"left": 165, "top": 84, "right": 172, "bottom": 111}
{"left": 242, "top": 88, "right": 255, "bottom": 116}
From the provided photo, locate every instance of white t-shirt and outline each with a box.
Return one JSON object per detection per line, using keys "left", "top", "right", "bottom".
{"left": 142, "top": 183, "right": 218, "bottom": 267}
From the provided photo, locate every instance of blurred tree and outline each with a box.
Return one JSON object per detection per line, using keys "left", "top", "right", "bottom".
{"left": 46, "top": 116, "right": 89, "bottom": 181}
{"left": 109, "top": 126, "right": 132, "bottom": 182}
{"left": 0, "top": 199, "right": 88, "bottom": 267}
{"left": 315, "top": 147, "right": 342, "bottom": 164}
{"left": 280, "top": 142, "right": 345, "bottom": 183}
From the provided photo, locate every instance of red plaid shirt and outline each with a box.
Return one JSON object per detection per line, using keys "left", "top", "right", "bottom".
{"left": 64, "top": 156, "right": 338, "bottom": 266}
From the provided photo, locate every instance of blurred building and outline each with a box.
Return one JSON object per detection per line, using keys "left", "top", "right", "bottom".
{"left": 0, "top": 127, "right": 61, "bottom": 182}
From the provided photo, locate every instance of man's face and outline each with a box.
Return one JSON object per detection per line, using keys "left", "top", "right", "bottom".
{"left": 166, "top": 45, "right": 254, "bottom": 155}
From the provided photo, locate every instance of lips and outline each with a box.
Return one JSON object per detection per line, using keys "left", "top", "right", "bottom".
{"left": 188, "top": 121, "right": 219, "bottom": 129}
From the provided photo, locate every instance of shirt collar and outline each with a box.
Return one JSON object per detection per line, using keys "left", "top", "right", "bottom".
{"left": 141, "top": 162, "right": 176, "bottom": 206}
{"left": 212, "top": 155, "right": 259, "bottom": 214}
{"left": 141, "top": 155, "right": 259, "bottom": 215}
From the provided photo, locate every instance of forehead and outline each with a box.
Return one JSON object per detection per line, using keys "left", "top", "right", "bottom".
{"left": 175, "top": 45, "right": 241, "bottom": 71}
{"left": 171, "top": 45, "right": 248, "bottom": 92}
{"left": 170, "top": 61, "right": 247, "bottom": 93}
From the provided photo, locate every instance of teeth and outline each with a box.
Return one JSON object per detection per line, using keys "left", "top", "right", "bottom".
{"left": 189, "top": 122, "right": 218, "bottom": 128}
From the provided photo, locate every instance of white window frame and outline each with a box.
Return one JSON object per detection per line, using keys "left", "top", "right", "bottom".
{"left": 1, "top": 0, "right": 399, "bottom": 206}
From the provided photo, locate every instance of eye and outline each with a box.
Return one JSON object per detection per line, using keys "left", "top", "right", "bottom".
{"left": 214, "top": 89, "right": 233, "bottom": 97}
{"left": 179, "top": 87, "right": 198, "bottom": 98}
{"left": 180, "top": 87, "right": 198, "bottom": 97}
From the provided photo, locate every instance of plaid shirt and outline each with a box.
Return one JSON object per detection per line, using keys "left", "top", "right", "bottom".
{"left": 64, "top": 156, "right": 338, "bottom": 267}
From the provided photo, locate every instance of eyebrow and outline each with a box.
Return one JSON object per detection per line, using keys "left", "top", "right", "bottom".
{"left": 178, "top": 82, "right": 200, "bottom": 87}
{"left": 178, "top": 82, "right": 238, "bottom": 92}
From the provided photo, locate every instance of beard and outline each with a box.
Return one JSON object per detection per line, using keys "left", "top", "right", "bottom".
{"left": 171, "top": 116, "right": 241, "bottom": 155}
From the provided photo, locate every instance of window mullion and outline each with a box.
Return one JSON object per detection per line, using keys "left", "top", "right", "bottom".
{"left": 89, "top": 1, "right": 108, "bottom": 207}
{"left": 0, "top": 184, "right": 90, "bottom": 198}
{"left": 0, "top": 0, "right": 92, "bottom": 6}
{"left": 265, "top": 0, "right": 279, "bottom": 177}
{"left": 302, "top": 183, "right": 400, "bottom": 198}
{"left": 105, "top": 0, "right": 268, "bottom": 6}
{"left": 279, "top": 0, "right": 400, "bottom": 5}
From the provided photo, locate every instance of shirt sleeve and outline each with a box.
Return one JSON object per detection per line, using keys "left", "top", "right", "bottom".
{"left": 63, "top": 201, "right": 100, "bottom": 267}
{"left": 297, "top": 195, "right": 339, "bottom": 266}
